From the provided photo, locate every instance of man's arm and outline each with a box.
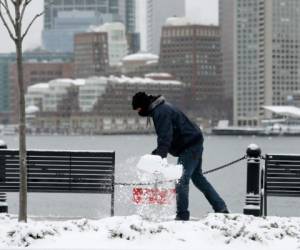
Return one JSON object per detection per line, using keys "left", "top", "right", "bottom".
{"left": 152, "top": 109, "right": 173, "bottom": 158}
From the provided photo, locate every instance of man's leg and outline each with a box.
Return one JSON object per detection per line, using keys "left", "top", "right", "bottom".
{"left": 190, "top": 145, "right": 228, "bottom": 212}
{"left": 175, "top": 146, "right": 200, "bottom": 220}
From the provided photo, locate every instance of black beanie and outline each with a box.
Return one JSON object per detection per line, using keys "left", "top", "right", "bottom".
{"left": 132, "top": 92, "right": 151, "bottom": 111}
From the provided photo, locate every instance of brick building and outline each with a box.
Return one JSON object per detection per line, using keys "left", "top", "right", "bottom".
{"left": 159, "top": 18, "right": 228, "bottom": 122}
{"left": 26, "top": 76, "right": 187, "bottom": 134}
{"left": 10, "top": 61, "right": 74, "bottom": 123}
{"left": 74, "top": 32, "right": 109, "bottom": 78}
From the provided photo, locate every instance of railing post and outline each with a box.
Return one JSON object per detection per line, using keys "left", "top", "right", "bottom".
{"left": 0, "top": 140, "right": 8, "bottom": 213}
{"left": 243, "top": 144, "right": 262, "bottom": 216}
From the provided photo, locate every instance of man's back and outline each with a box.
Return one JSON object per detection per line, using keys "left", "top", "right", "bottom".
{"left": 150, "top": 98, "right": 203, "bottom": 157}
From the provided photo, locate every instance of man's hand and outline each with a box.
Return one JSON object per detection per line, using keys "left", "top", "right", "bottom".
{"left": 151, "top": 149, "right": 158, "bottom": 155}
{"left": 151, "top": 148, "right": 167, "bottom": 158}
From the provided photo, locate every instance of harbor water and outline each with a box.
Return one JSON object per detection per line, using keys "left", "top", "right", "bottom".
{"left": 1, "top": 134, "right": 300, "bottom": 219}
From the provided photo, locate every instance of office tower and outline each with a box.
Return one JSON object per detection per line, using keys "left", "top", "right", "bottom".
{"left": 160, "top": 18, "right": 226, "bottom": 120}
{"left": 233, "top": 0, "right": 300, "bottom": 126}
{"left": 91, "top": 22, "right": 128, "bottom": 66}
{"left": 119, "top": 0, "right": 136, "bottom": 33}
{"left": 138, "top": 0, "right": 185, "bottom": 54}
{"left": 119, "top": 0, "right": 140, "bottom": 53}
{"left": 42, "top": 0, "right": 136, "bottom": 52}
{"left": 74, "top": 32, "right": 109, "bottom": 78}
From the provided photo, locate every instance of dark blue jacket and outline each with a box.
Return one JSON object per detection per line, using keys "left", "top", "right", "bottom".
{"left": 149, "top": 96, "right": 203, "bottom": 158}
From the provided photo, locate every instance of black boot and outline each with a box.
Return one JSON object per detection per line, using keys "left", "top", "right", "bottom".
{"left": 216, "top": 207, "right": 230, "bottom": 214}
{"left": 175, "top": 211, "right": 190, "bottom": 221}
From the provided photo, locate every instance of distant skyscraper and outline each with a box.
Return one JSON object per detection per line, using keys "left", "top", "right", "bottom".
{"left": 42, "top": 0, "right": 136, "bottom": 52}
{"left": 233, "top": 0, "right": 300, "bottom": 126}
{"left": 74, "top": 32, "right": 109, "bottom": 78}
{"left": 160, "top": 18, "right": 226, "bottom": 120}
{"left": 119, "top": 0, "right": 136, "bottom": 33}
{"left": 138, "top": 0, "right": 185, "bottom": 54}
{"left": 91, "top": 23, "right": 128, "bottom": 66}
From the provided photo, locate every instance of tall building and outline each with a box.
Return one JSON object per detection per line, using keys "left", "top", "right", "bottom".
{"left": 90, "top": 23, "right": 128, "bottom": 66}
{"left": 74, "top": 32, "right": 109, "bottom": 78}
{"left": 42, "top": 0, "right": 137, "bottom": 52}
{"left": 119, "top": 0, "right": 140, "bottom": 53}
{"left": 138, "top": 0, "right": 185, "bottom": 54}
{"left": 159, "top": 18, "right": 226, "bottom": 121}
{"left": 119, "top": 0, "right": 136, "bottom": 33}
{"left": 233, "top": 0, "right": 300, "bottom": 126}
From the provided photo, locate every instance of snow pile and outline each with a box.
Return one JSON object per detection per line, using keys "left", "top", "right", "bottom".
{"left": 203, "top": 213, "right": 300, "bottom": 244}
{"left": 107, "top": 215, "right": 169, "bottom": 240}
{"left": 0, "top": 214, "right": 100, "bottom": 247}
{"left": 137, "top": 154, "right": 183, "bottom": 180}
{"left": 1, "top": 213, "right": 300, "bottom": 249}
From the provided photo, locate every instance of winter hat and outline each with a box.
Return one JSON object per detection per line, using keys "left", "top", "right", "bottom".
{"left": 132, "top": 92, "right": 151, "bottom": 111}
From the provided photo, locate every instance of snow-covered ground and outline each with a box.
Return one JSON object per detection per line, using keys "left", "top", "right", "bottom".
{"left": 1, "top": 213, "right": 300, "bottom": 249}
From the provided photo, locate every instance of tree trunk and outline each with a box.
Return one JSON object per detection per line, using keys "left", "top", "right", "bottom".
{"left": 15, "top": 2, "right": 27, "bottom": 223}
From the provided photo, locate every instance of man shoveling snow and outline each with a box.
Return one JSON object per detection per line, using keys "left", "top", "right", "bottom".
{"left": 132, "top": 92, "right": 229, "bottom": 221}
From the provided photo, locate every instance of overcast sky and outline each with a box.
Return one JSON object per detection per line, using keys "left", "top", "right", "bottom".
{"left": 0, "top": 0, "right": 218, "bottom": 53}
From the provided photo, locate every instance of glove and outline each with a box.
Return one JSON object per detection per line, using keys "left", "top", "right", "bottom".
{"left": 151, "top": 148, "right": 167, "bottom": 158}
{"left": 151, "top": 149, "right": 158, "bottom": 155}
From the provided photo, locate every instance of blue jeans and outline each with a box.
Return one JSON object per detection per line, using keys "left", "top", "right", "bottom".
{"left": 176, "top": 143, "right": 227, "bottom": 215}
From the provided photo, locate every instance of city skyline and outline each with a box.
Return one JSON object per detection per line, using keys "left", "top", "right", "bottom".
{"left": 0, "top": 0, "right": 218, "bottom": 53}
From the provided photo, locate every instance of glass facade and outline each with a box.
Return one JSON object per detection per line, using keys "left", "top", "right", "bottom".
{"left": 42, "top": 0, "right": 136, "bottom": 52}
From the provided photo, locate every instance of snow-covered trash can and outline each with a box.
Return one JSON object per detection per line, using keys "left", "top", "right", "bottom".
{"left": 133, "top": 155, "right": 182, "bottom": 221}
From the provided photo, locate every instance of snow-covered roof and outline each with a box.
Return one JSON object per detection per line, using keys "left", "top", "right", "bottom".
{"left": 88, "top": 22, "right": 125, "bottom": 33}
{"left": 146, "top": 60, "right": 159, "bottom": 65}
{"left": 122, "top": 53, "right": 159, "bottom": 62}
{"left": 165, "top": 17, "right": 198, "bottom": 26}
{"left": 108, "top": 75, "right": 182, "bottom": 85}
{"left": 25, "top": 105, "right": 39, "bottom": 114}
{"left": 49, "top": 79, "right": 86, "bottom": 86}
{"left": 263, "top": 106, "right": 300, "bottom": 118}
{"left": 28, "top": 83, "right": 49, "bottom": 91}
{"left": 145, "top": 73, "right": 172, "bottom": 78}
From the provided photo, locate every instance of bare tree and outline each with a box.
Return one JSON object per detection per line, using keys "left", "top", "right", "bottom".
{"left": 0, "top": 0, "right": 44, "bottom": 222}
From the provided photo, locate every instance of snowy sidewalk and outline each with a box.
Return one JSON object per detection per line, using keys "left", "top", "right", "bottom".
{"left": 0, "top": 213, "right": 300, "bottom": 249}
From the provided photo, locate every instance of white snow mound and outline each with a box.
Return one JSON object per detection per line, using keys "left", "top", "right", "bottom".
{"left": 137, "top": 154, "right": 183, "bottom": 180}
